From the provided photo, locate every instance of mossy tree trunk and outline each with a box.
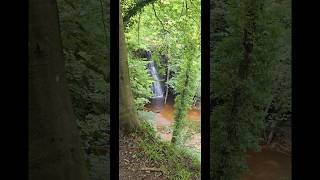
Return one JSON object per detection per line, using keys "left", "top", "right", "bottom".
{"left": 29, "top": 0, "right": 90, "bottom": 179}
{"left": 171, "top": 64, "right": 191, "bottom": 144}
{"left": 171, "top": 41, "right": 199, "bottom": 144}
{"left": 119, "top": 4, "right": 139, "bottom": 132}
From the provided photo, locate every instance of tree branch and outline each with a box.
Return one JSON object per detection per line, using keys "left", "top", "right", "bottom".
{"left": 152, "top": 3, "right": 169, "bottom": 33}
{"left": 123, "top": 0, "right": 157, "bottom": 26}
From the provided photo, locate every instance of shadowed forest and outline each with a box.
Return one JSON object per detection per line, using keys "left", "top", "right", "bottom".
{"left": 29, "top": 0, "right": 110, "bottom": 179}
{"left": 57, "top": 0, "right": 110, "bottom": 179}
{"left": 210, "top": 0, "right": 291, "bottom": 179}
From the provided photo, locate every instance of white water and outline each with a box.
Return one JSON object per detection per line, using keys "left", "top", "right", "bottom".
{"left": 147, "top": 51, "right": 164, "bottom": 98}
{"left": 149, "top": 61, "right": 164, "bottom": 97}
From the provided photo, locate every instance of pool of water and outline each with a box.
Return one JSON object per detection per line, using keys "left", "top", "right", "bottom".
{"left": 151, "top": 104, "right": 201, "bottom": 122}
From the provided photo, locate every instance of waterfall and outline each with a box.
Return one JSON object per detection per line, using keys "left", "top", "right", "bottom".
{"left": 146, "top": 51, "right": 164, "bottom": 112}
{"left": 149, "top": 61, "right": 164, "bottom": 97}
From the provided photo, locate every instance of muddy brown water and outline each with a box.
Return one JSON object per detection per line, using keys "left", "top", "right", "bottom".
{"left": 148, "top": 104, "right": 201, "bottom": 122}
{"left": 147, "top": 104, "right": 201, "bottom": 135}
{"left": 241, "top": 147, "right": 291, "bottom": 180}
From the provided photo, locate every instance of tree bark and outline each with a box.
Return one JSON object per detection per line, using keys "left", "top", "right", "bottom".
{"left": 29, "top": 0, "right": 89, "bottom": 180}
{"left": 119, "top": 4, "right": 140, "bottom": 132}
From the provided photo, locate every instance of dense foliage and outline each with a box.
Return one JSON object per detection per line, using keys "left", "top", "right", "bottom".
{"left": 57, "top": 0, "right": 110, "bottom": 179}
{"left": 210, "top": 0, "right": 291, "bottom": 179}
{"left": 122, "top": 0, "right": 201, "bottom": 147}
{"left": 121, "top": 1, "right": 201, "bottom": 179}
{"left": 128, "top": 54, "right": 154, "bottom": 110}
{"left": 122, "top": 0, "right": 201, "bottom": 112}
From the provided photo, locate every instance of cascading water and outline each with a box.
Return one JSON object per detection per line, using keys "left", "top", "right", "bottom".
{"left": 149, "top": 61, "right": 164, "bottom": 97}
{"left": 146, "top": 51, "right": 164, "bottom": 112}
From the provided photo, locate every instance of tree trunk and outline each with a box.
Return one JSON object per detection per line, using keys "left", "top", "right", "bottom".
{"left": 228, "top": 0, "right": 258, "bottom": 137}
{"left": 171, "top": 61, "right": 192, "bottom": 144}
{"left": 29, "top": 0, "right": 89, "bottom": 180}
{"left": 215, "top": 1, "right": 259, "bottom": 178}
{"left": 164, "top": 64, "right": 170, "bottom": 104}
{"left": 119, "top": 4, "right": 140, "bottom": 132}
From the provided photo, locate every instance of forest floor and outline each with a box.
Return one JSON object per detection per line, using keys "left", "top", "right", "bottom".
{"left": 119, "top": 134, "right": 166, "bottom": 180}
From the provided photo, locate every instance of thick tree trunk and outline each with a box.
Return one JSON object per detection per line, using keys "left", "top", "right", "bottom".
{"left": 119, "top": 5, "right": 139, "bottom": 132}
{"left": 29, "top": 0, "right": 89, "bottom": 180}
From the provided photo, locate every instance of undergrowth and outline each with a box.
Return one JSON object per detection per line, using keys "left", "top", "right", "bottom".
{"left": 133, "top": 119, "right": 201, "bottom": 180}
{"left": 185, "top": 120, "right": 201, "bottom": 134}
